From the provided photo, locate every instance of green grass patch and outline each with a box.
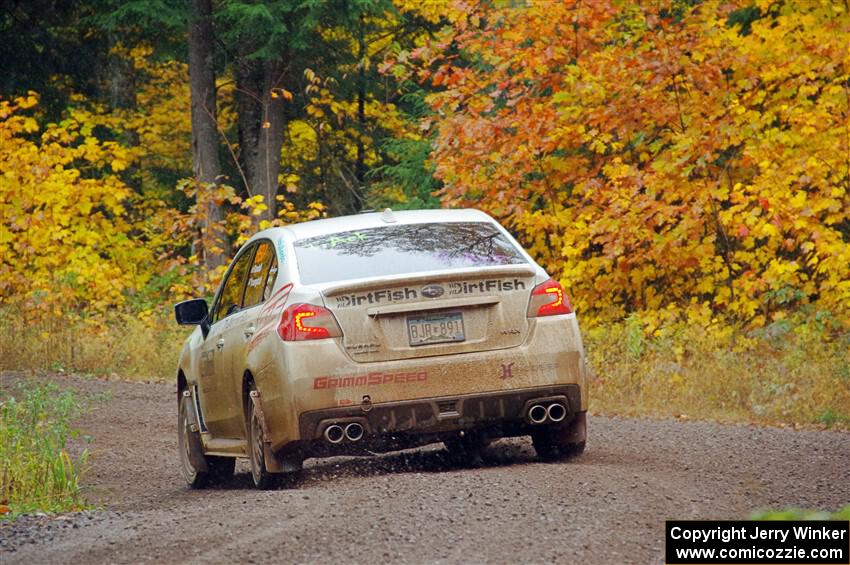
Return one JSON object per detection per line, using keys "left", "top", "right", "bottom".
{"left": 816, "top": 409, "right": 850, "bottom": 428}
{"left": 749, "top": 506, "right": 850, "bottom": 521}
{"left": 0, "top": 381, "right": 91, "bottom": 518}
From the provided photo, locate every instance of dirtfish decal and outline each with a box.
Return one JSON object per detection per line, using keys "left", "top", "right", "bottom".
{"left": 336, "top": 288, "right": 417, "bottom": 308}
{"left": 448, "top": 278, "right": 526, "bottom": 295}
{"left": 334, "top": 278, "right": 527, "bottom": 308}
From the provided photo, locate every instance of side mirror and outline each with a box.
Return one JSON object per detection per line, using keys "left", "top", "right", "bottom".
{"left": 175, "top": 299, "right": 209, "bottom": 326}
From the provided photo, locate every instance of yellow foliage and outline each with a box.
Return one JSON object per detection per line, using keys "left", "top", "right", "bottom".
{"left": 123, "top": 45, "right": 192, "bottom": 174}
{"left": 283, "top": 68, "right": 418, "bottom": 197}
{"left": 392, "top": 0, "right": 467, "bottom": 24}
{"left": 106, "top": 45, "right": 236, "bottom": 200}
{"left": 0, "top": 94, "right": 153, "bottom": 314}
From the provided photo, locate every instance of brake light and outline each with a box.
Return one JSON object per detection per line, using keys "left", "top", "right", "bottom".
{"left": 528, "top": 278, "right": 573, "bottom": 317}
{"left": 278, "top": 303, "right": 342, "bottom": 341}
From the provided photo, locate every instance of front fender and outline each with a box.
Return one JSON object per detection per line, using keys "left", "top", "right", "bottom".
{"left": 177, "top": 326, "right": 205, "bottom": 388}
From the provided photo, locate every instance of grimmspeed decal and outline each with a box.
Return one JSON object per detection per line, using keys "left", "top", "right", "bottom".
{"left": 313, "top": 371, "right": 428, "bottom": 390}
{"left": 334, "top": 278, "right": 527, "bottom": 308}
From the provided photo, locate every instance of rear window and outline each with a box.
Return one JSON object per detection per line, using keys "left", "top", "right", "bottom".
{"left": 293, "top": 222, "right": 527, "bottom": 285}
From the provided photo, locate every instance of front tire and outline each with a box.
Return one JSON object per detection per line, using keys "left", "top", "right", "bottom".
{"left": 178, "top": 394, "right": 235, "bottom": 488}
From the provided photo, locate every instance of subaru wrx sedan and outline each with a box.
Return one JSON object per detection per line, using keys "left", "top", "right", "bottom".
{"left": 174, "top": 209, "right": 589, "bottom": 488}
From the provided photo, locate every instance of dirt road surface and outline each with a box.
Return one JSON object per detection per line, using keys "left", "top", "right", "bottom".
{"left": 1, "top": 373, "right": 848, "bottom": 564}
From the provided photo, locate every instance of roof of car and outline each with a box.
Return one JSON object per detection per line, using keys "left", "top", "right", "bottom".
{"left": 251, "top": 208, "right": 495, "bottom": 243}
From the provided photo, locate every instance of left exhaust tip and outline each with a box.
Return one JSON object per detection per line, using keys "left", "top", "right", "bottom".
{"left": 324, "top": 424, "right": 344, "bottom": 444}
{"left": 528, "top": 404, "right": 548, "bottom": 424}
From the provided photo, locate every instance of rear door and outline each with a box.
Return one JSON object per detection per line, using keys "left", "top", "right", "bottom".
{"left": 293, "top": 222, "right": 536, "bottom": 362}
{"left": 226, "top": 240, "right": 278, "bottom": 437}
{"left": 199, "top": 244, "right": 255, "bottom": 436}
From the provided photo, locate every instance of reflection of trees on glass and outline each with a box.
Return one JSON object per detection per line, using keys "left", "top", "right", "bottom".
{"left": 295, "top": 223, "right": 523, "bottom": 265}
{"left": 214, "top": 248, "right": 254, "bottom": 322}
{"left": 243, "top": 242, "right": 274, "bottom": 308}
{"left": 262, "top": 257, "right": 278, "bottom": 302}
{"left": 293, "top": 222, "right": 528, "bottom": 284}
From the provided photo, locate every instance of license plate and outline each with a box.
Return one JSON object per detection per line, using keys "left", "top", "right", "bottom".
{"left": 407, "top": 312, "right": 465, "bottom": 346}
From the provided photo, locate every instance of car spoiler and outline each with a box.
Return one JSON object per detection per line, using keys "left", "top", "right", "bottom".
{"left": 319, "top": 264, "right": 538, "bottom": 297}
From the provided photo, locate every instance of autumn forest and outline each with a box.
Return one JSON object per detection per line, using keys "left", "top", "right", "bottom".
{"left": 1, "top": 1, "right": 849, "bottom": 425}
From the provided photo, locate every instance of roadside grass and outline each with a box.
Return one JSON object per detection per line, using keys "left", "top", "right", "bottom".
{"left": 1, "top": 306, "right": 848, "bottom": 429}
{"left": 749, "top": 506, "right": 850, "bottom": 521}
{"left": 0, "top": 381, "right": 91, "bottom": 518}
{"left": 0, "top": 306, "right": 187, "bottom": 382}
{"left": 585, "top": 313, "right": 850, "bottom": 428}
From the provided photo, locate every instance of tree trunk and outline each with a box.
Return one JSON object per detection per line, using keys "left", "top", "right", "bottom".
{"left": 354, "top": 16, "right": 367, "bottom": 212}
{"left": 104, "top": 33, "right": 141, "bottom": 191}
{"left": 236, "top": 57, "right": 262, "bottom": 200}
{"left": 188, "top": 0, "right": 226, "bottom": 270}
{"left": 106, "top": 33, "right": 136, "bottom": 112}
{"left": 236, "top": 57, "right": 287, "bottom": 223}
{"left": 255, "top": 60, "right": 287, "bottom": 222}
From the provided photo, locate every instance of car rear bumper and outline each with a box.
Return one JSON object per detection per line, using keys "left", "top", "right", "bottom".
{"left": 293, "top": 384, "right": 581, "bottom": 457}
{"left": 254, "top": 315, "right": 589, "bottom": 451}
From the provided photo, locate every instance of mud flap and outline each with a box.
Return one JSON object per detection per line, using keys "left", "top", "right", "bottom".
{"left": 182, "top": 391, "right": 209, "bottom": 472}
{"left": 562, "top": 411, "right": 587, "bottom": 445}
{"left": 249, "top": 390, "right": 290, "bottom": 473}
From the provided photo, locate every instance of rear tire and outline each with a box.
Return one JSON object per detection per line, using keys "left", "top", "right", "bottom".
{"left": 248, "top": 385, "right": 281, "bottom": 490}
{"left": 178, "top": 394, "right": 235, "bottom": 488}
{"left": 531, "top": 411, "right": 587, "bottom": 462}
{"left": 443, "top": 434, "right": 489, "bottom": 465}
{"left": 532, "top": 434, "right": 585, "bottom": 461}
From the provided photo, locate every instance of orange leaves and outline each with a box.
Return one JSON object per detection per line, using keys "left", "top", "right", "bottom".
{"left": 431, "top": 66, "right": 466, "bottom": 88}
{"left": 425, "top": 0, "right": 850, "bottom": 326}
{"left": 270, "top": 88, "right": 293, "bottom": 101}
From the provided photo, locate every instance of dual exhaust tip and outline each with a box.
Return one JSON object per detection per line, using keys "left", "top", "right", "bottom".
{"left": 528, "top": 402, "right": 567, "bottom": 424}
{"left": 325, "top": 403, "right": 564, "bottom": 441}
{"left": 323, "top": 422, "right": 364, "bottom": 444}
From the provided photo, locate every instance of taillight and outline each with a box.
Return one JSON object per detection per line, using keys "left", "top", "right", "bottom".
{"left": 278, "top": 303, "right": 342, "bottom": 341}
{"left": 527, "top": 278, "right": 573, "bottom": 317}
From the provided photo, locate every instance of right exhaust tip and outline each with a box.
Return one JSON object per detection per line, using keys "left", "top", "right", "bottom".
{"left": 345, "top": 422, "right": 364, "bottom": 442}
{"left": 547, "top": 402, "right": 567, "bottom": 423}
{"left": 324, "top": 424, "right": 345, "bottom": 444}
{"left": 528, "top": 404, "right": 548, "bottom": 424}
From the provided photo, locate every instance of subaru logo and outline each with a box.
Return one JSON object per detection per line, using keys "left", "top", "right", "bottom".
{"left": 421, "top": 284, "right": 444, "bottom": 299}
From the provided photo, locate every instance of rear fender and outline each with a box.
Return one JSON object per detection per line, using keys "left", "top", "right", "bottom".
{"left": 248, "top": 386, "right": 301, "bottom": 472}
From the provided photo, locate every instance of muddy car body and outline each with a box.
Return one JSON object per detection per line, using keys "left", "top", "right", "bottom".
{"left": 175, "top": 209, "right": 589, "bottom": 488}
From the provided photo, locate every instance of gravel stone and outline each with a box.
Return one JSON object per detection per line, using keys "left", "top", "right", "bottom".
{"left": 0, "top": 373, "right": 848, "bottom": 564}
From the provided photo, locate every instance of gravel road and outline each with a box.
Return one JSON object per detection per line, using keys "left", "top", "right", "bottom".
{"left": 1, "top": 373, "right": 848, "bottom": 564}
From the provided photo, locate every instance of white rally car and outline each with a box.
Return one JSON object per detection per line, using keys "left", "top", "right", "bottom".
{"left": 175, "top": 209, "right": 589, "bottom": 488}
